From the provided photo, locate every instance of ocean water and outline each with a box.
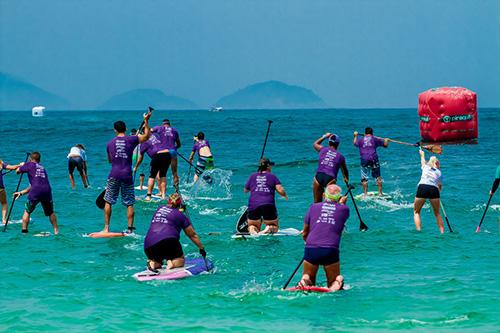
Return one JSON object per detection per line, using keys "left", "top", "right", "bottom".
{"left": 0, "top": 108, "right": 499, "bottom": 332}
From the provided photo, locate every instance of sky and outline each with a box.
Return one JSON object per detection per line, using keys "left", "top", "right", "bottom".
{"left": 1, "top": 0, "right": 499, "bottom": 109}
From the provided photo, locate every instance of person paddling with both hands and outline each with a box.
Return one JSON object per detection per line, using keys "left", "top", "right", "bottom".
{"left": 0, "top": 159, "right": 23, "bottom": 224}
{"left": 413, "top": 148, "right": 444, "bottom": 233}
{"left": 103, "top": 111, "right": 151, "bottom": 234}
{"left": 312, "top": 133, "right": 349, "bottom": 203}
{"left": 13, "top": 152, "right": 59, "bottom": 234}
{"left": 299, "top": 184, "right": 349, "bottom": 291}
{"left": 189, "top": 131, "right": 215, "bottom": 183}
{"left": 144, "top": 193, "right": 206, "bottom": 272}
{"left": 244, "top": 158, "right": 288, "bottom": 234}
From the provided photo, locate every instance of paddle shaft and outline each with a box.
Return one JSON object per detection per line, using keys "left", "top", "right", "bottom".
{"left": 282, "top": 259, "right": 304, "bottom": 290}
{"left": 177, "top": 152, "right": 204, "bottom": 175}
{"left": 476, "top": 194, "right": 493, "bottom": 232}
{"left": 260, "top": 120, "right": 273, "bottom": 159}
{"left": 346, "top": 184, "right": 368, "bottom": 231}
{"left": 133, "top": 107, "right": 154, "bottom": 182}
{"left": 3, "top": 153, "right": 31, "bottom": 232}
{"left": 440, "top": 201, "right": 453, "bottom": 233}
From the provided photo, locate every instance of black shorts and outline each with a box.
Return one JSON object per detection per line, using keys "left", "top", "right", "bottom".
{"left": 144, "top": 238, "right": 184, "bottom": 262}
{"left": 304, "top": 247, "right": 339, "bottom": 266}
{"left": 68, "top": 157, "right": 84, "bottom": 174}
{"left": 247, "top": 204, "right": 278, "bottom": 220}
{"left": 315, "top": 172, "right": 335, "bottom": 188}
{"left": 25, "top": 198, "right": 54, "bottom": 216}
{"left": 416, "top": 184, "right": 440, "bottom": 199}
{"left": 149, "top": 152, "right": 171, "bottom": 178}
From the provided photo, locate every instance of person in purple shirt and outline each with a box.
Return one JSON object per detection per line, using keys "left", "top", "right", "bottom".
{"left": 144, "top": 193, "right": 206, "bottom": 272}
{"left": 244, "top": 158, "right": 288, "bottom": 234}
{"left": 103, "top": 112, "right": 151, "bottom": 233}
{"left": 0, "top": 159, "right": 21, "bottom": 224}
{"left": 299, "top": 184, "right": 349, "bottom": 291}
{"left": 152, "top": 119, "right": 181, "bottom": 187}
{"left": 189, "top": 131, "right": 215, "bottom": 182}
{"left": 312, "top": 133, "right": 349, "bottom": 203}
{"left": 353, "top": 127, "right": 389, "bottom": 196}
{"left": 134, "top": 132, "right": 171, "bottom": 200}
{"left": 12, "top": 152, "right": 59, "bottom": 234}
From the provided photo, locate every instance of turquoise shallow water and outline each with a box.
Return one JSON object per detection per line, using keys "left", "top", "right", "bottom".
{"left": 0, "top": 108, "right": 499, "bottom": 332}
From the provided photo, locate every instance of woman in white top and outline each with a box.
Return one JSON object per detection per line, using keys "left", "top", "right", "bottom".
{"left": 67, "top": 144, "right": 88, "bottom": 189}
{"left": 414, "top": 148, "right": 444, "bottom": 233}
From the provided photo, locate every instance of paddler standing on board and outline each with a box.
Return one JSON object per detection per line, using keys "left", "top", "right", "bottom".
{"left": 244, "top": 158, "right": 288, "bottom": 234}
{"left": 299, "top": 184, "right": 349, "bottom": 291}
{"left": 353, "top": 127, "right": 388, "bottom": 196}
{"left": 312, "top": 133, "right": 349, "bottom": 203}
{"left": 144, "top": 193, "right": 206, "bottom": 271}
{"left": 152, "top": 119, "right": 181, "bottom": 189}
{"left": 103, "top": 111, "right": 151, "bottom": 233}
{"left": 189, "top": 131, "right": 215, "bottom": 182}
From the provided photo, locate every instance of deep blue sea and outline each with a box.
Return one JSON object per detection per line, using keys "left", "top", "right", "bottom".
{"left": 0, "top": 108, "right": 499, "bottom": 332}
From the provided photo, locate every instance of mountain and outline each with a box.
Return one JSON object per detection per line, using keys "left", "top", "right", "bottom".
{"left": 215, "top": 80, "right": 327, "bottom": 109}
{"left": 98, "top": 89, "right": 197, "bottom": 110}
{"left": 0, "top": 72, "right": 70, "bottom": 110}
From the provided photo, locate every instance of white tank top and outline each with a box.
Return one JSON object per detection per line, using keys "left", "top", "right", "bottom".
{"left": 67, "top": 147, "right": 86, "bottom": 161}
{"left": 418, "top": 165, "right": 442, "bottom": 188}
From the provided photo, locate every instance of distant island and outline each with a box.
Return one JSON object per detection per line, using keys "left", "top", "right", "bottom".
{"left": 215, "top": 80, "right": 327, "bottom": 109}
{"left": 0, "top": 72, "right": 70, "bottom": 110}
{"left": 98, "top": 89, "right": 197, "bottom": 110}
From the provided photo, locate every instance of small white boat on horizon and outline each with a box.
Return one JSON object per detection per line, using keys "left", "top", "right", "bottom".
{"left": 210, "top": 106, "right": 223, "bottom": 112}
{"left": 32, "top": 106, "right": 45, "bottom": 117}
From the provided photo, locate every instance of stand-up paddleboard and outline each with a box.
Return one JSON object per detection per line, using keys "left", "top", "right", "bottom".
{"left": 136, "top": 194, "right": 163, "bottom": 202}
{"left": 354, "top": 191, "right": 392, "bottom": 201}
{"left": 232, "top": 228, "right": 301, "bottom": 239}
{"left": 134, "top": 185, "right": 159, "bottom": 191}
{"left": 86, "top": 231, "right": 129, "bottom": 238}
{"left": 286, "top": 285, "right": 333, "bottom": 293}
{"left": 133, "top": 258, "right": 213, "bottom": 281}
{"left": 235, "top": 209, "right": 248, "bottom": 233}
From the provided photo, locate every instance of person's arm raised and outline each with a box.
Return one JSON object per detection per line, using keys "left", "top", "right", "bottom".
{"left": 138, "top": 111, "right": 152, "bottom": 143}
{"left": 313, "top": 133, "right": 331, "bottom": 152}
{"left": 419, "top": 148, "right": 426, "bottom": 168}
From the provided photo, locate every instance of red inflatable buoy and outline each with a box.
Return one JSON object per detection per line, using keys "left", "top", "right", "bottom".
{"left": 418, "top": 87, "right": 478, "bottom": 142}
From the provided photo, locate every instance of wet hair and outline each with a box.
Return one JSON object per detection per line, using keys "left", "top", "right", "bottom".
{"left": 114, "top": 121, "right": 126, "bottom": 133}
{"left": 76, "top": 144, "right": 86, "bottom": 151}
{"left": 30, "top": 151, "right": 41, "bottom": 162}
{"left": 428, "top": 156, "right": 439, "bottom": 168}
{"left": 197, "top": 132, "right": 205, "bottom": 140}
{"left": 365, "top": 127, "right": 373, "bottom": 135}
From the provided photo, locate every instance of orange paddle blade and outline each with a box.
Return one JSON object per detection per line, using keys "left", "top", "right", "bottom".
{"left": 423, "top": 145, "right": 443, "bottom": 154}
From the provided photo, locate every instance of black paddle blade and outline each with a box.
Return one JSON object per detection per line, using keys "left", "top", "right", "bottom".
{"left": 236, "top": 210, "right": 249, "bottom": 233}
{"left": 359, "top": 222, "right": 368, "bottom": 232}
{"left": 96, "top": 190, "right": 106, "bottom": 209}
{"left": 148, "top": 106, "right": 154, "bottom": 112}
{"left": 202, "top": 174, "right": 213, "bottom": 184}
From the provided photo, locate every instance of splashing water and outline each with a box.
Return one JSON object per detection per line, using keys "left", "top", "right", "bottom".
{"left": 189, "top": 168, "right": 233, "bottom": 200}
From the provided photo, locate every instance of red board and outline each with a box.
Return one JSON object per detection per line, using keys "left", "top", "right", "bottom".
{"left": 286, "top": 286, "right": 332, "bottom": 293}
{"left": 418, "top": 87, "right": 478, "bottom": 142}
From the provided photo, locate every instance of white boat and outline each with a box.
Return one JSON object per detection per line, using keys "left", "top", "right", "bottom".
{"left": 210, "top": 106, "right": 223, "bottom": 112}
{"left": 32, "top": 106, "right": 45, "bottom": 117}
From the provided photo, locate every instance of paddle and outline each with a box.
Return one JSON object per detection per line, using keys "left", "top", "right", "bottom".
{"left": 387, "top": 138, "right": 442, "bottom": 155}
{"left": 177, "top": 152, "right": 206, "bottom": 177}
{"left": 345, "top": 183, "right": 368, "bottom": 231}
{"left": 96, "top": 107, "right": 154, "bottom": 209}
{"left": 236, "top": 120, "right": 273, "bottom": 233}
{"left": 133, "top": 106, "right": 155, "bottom": 182}
{"left": 440, "top": 201, "right": 453, "bottom": 233}
{"left": 3, "top": 152, "right": 31, "bottom": 232}
{"left": 475, "top": 194, "right": 493, "bottom": 233}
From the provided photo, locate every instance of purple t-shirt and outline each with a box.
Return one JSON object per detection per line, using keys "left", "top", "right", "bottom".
{"left": 0, "top": 162, "right": 8, "bottom": 189}
{"left": 18, "top": 162, "right": 52, "bottom": 201}
{"left": 354, "top": 135, "right": 385, "bottom": 162}
{"left": 316, "top": 147, "right": 345, "bottom": 178}
{"left": 192, "top": 140, "right": 210, "bottom": 156}
{"left": 245, "top": 172, "right": 281, "bottom": 211}
{"left": 140, "top": 133, "right": 163, "bottom": 158}
{"left": 304, "top": 202, "right": 350, "bottom": 249}
{"left": 106, "top": 135, "right": 140, "bottom": 183}
{"left": 152, "top": 125, "right": 179, "bottom": 150}
{"left": 144, "top": 205, "right": 191, "bottom": 248}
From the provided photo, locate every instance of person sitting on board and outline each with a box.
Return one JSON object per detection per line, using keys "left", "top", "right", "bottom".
{"left": 67, "top": 144, "right": 89, "bottom": 189}
{"left": 188, "top": 131, "right": 215, "bottom": 182}
{"left": 489, "top": 165, "right": 500, "bottom": 196}
{"left": 144, "top": 192, "right": 206, "bottom": 272}
{"left": 299, "top": 184, "right": 349, "bottom": 291}
{"left": 414, "top": 148, "right": 444, "bottom": 233}
{"left": 244, "top": 158, "right": 288, "bottom": 234}
{"left": 12, "top": 152, "right": 59, "bottom": 234}
{"left": 152, "top": 119, "right": 181, "bottom": 188}
{"left": 103, "top": 112, "right": 151, "bottom": 234}
{"left": 0, "top": 159, "right": 22, "bottom": 224}
{"left": 134, "top": 132, "right": 170, "bottom": 200}
{"left": 353, "top": 127, "right": 388, "bottom": 196}
{"left": 312, "top": 133, "right": 349, "bottom": 203}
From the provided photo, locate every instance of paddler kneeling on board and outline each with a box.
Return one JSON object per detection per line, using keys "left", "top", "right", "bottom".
{"left": 144, "top": 193, "right": 206, "bottom": 272}
{"left": 244, "top": 158, "right": 288, "bottom": 234}
{"left": 299, "top": 184, "right": 349, "bottom": 291}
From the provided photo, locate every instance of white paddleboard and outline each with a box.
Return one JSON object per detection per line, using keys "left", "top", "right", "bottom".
{"left": 134, "top": 185, "right": 159, "bottom": 191}
{"left": 354, "top": 191, "right": 392, "bottom": 201}
{"left": 231, "top": 227, "right": 301, "bottom": 239}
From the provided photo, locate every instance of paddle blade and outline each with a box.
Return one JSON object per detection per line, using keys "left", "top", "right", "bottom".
{"left": 96, "top": 190, "right": 106, "bottom": 209}
{"left": 423, "top": 145, "right": 442, "bottom": 154}
{"left": 475, "top": 226, "right": 480, "bottom": 233}
{"left": 359, "top": 222, "right": 368, "bottom": 232}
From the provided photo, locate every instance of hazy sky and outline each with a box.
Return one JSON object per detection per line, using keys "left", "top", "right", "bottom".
{"left": 1, "top": 0, "right": 499, "bottom": 108}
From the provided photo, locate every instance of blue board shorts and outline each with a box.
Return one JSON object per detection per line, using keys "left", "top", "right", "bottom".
{"left": 304, "top": 247, "right": 339, "bottom": 266}
{"left": 169, "top": 149, "right": 177, "bottom": 159}
{"left": 360, "top": 158, "right": 381, "bottom": 181}
{"left": 104, "top": 177, "right": 135, "bottom": 206}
